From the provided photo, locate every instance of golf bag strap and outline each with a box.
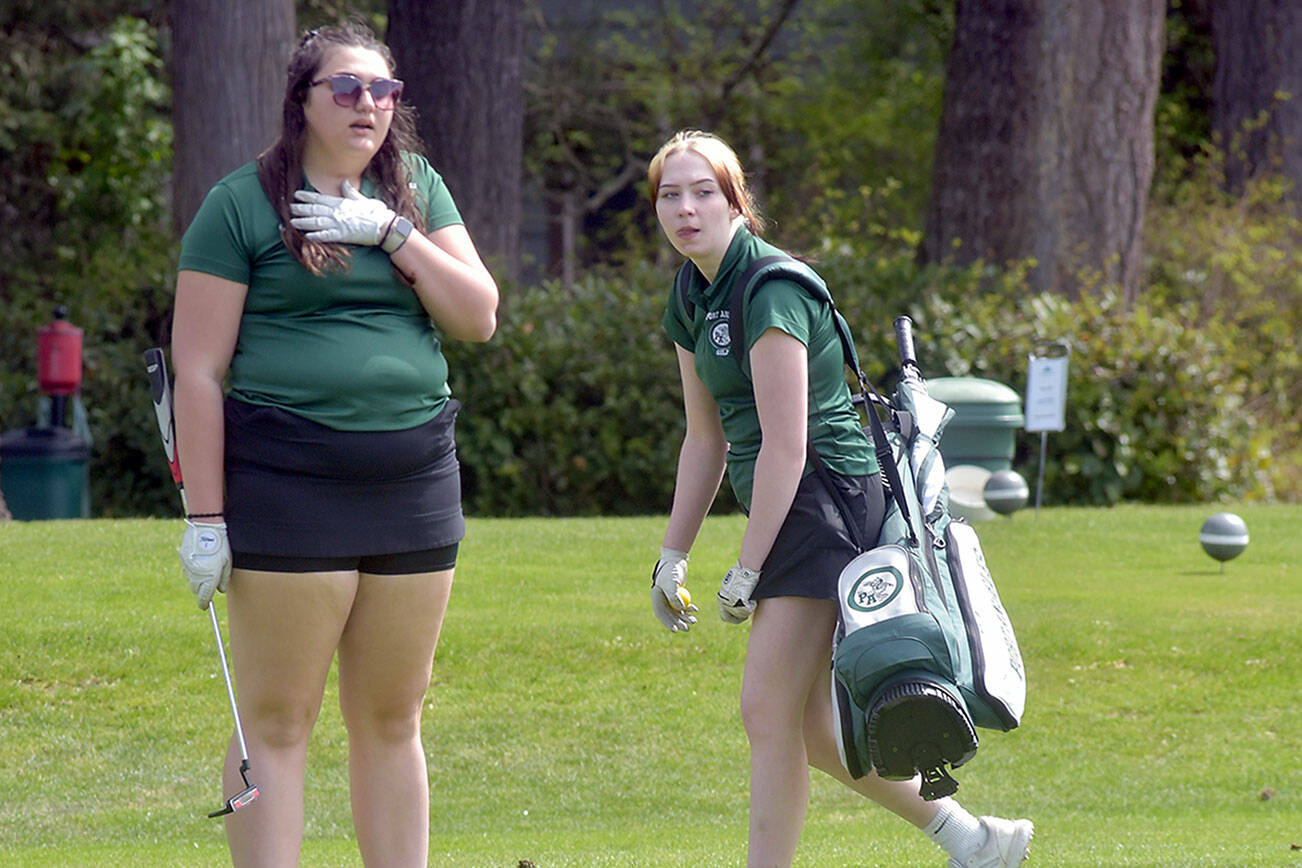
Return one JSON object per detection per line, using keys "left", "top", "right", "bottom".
{"left": 806, "top": 437, "right": 873, "bottom": 553}
{"left": 674, "top": 260, "right": 698, "bottom": 325}
{"left": 858, "top": 381, "right": 920, "bottom": 547}
{"left": 728, "top": 256, "right": 862, "bottom": 374}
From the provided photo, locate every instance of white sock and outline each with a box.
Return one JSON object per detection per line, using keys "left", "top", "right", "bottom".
{"left": 923, "top": 802, "right": 987, "bottom": 861}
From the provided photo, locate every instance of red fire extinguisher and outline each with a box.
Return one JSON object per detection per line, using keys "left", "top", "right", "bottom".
{"left": 38, "top": 305, "right": 83, "bottom": 396}
{"left": 37, "top": 305, "right": 83, "bottom": 428}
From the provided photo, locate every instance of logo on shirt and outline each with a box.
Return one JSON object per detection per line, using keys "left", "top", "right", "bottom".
{"left": 706, "top": 309, "right": 730, "bottom": 356}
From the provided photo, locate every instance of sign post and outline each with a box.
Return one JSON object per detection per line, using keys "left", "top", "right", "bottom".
{"left": 1024, "top": 340, "right": 1071, "bottom": 512}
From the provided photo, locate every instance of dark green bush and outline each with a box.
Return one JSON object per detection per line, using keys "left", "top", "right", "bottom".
{"left": 8, "top": 237, "right": 1292, "bottom": 516}
{"left": 445, "top": 261, "right": 714, "bottom": 516}
{"left": 0, "top": 17, "right": 176, "bottom": 518}
{"left": 914, "top": 287, "right": 1274, "bottom": 505}
{"left": 444, "top": 242, "right": 1291, "bottom": 515}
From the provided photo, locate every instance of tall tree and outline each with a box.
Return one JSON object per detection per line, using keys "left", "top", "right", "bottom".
{"left": 387, "top": 0, "right": 525, "bottom": 281}
{"left": 171, "top": 0, "right": 295, "bottom": 236}
{"left": 1211, "top": 0, "right": 1302, "bottom": 196}
{"left": 921, "top": 0, "right": 1165, "bottom": 301}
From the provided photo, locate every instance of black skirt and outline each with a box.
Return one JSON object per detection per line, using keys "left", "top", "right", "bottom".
{"left": 753, "top": 468, "right": 885, "bottom": 601}
{"left": 223, "top": 397, "right": 465, "bottom": 558}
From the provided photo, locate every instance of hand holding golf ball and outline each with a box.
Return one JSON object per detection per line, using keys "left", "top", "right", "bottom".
{"left": 651, "top": 547, "right": 698, "bottom": 633}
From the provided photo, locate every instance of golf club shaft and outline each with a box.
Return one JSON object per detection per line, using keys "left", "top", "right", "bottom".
{"left": 209, "top": 602, "right": 250, "bottom": 761}
{"left": 143, "top": 348, "right": 251, "bottom": 765}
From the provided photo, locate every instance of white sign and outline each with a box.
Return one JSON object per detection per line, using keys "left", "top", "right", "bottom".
{"left": 1025, "top": 353, "right": 1069, "bottom": 433}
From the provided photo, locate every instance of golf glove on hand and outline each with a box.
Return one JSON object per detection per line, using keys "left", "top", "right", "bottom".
{"left": 651, "top": 547, "right": 698, "bottom": 633}
{"left": 289, "top": 180, "right": 400, "bottom": 249}
{"left": 718, "top": 562, "right": 761, "bottom": 624}
{"left": 178, "top": 520, "right": 231, "bottom": 609}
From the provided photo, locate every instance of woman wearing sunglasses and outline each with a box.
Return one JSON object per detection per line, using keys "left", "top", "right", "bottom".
{"left": 171, "top": 21, "right": 497, "bottom": 866}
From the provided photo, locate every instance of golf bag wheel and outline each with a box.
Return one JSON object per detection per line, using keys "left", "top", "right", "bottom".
{"left": 867, "top": 678, "right": 978, "bottom": 800}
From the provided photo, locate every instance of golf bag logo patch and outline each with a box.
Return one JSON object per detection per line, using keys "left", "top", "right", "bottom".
{"left": 847, "top": 565, "right": 904, "bottom": 612}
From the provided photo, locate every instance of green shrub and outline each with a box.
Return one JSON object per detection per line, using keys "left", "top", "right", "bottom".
{"left": 915, "top": 287, "right": 1273, "bottom": 504}
{"left": 445, "top": 261, "right": 720, "bottom": 516}
{"left": 1144, "top": 152, "right": 1302, "bottom": 498}
{"left": 443, "top": 241, "right": 1289, "bottom": 515}
{"left": 0, "top": 17, "right": 176, "bottom": 518}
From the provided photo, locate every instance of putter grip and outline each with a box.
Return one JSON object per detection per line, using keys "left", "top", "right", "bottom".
{"left": 893, "top": 316, "right": 917, "bottom": 367}
{"left": 143, "top": 347, "right": 183, "bottom": 487}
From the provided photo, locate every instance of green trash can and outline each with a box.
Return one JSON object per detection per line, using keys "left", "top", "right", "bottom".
{"left": 1, "top": 426, "right": 91, "bottom": 519}
{"left": 928, "top": 377, "right": 1025, "bottom": 473}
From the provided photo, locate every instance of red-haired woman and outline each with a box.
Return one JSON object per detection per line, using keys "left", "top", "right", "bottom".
{"left": 647, "top": 129, "right": 1033, "bottom": 868}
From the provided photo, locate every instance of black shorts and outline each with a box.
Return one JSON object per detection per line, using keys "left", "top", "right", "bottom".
{"left": 233, "top": 543, "right": 458, "bottom": 574}
{"left": 223, "top": 397, "right": 465, "bottom": 570}
{"left": 753, "top": 468, "right": 886, "bottom": 601}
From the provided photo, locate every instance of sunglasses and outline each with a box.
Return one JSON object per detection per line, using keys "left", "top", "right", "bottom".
{"left": 310, "top": 73, "right": 404, "bottom": 109}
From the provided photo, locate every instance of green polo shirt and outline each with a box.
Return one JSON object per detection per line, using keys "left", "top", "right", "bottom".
{"left": 662, "top": 228, "right": 876, "bottom": 509}
{"left": 178, "top": 154, "right": 462, "bottom": 431}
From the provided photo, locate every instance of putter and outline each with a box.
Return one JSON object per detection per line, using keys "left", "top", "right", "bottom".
{"left": 144, "top": 347, "right": 261, "bottom": 818}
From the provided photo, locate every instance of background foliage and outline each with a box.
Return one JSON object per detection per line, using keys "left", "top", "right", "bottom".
{"left": 0, "top": 12, "right": 177, "bottom": 517}
{"left": 1, "top": 0, "right": 1299, "bottom": 517}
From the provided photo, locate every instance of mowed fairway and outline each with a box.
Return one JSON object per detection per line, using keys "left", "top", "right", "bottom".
{"left": 1, "top": 504, "right": 1298, "bottom": 866}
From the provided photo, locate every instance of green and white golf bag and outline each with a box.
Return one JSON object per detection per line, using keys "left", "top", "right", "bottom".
{"left": 675, "top": 256, "right": 1026, "bottom": 800}
{"left": 829, "top": 318, "right": 1026, "bottom": 800}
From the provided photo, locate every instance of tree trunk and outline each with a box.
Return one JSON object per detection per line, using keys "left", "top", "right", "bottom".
{"left": 171, "top": 0, "right": 294, "bottom": 236}
{"left": 921, "top": 0, "right": 1164, "bottom": 302}
{"left": 1212, "top": 0, "right": 1302, "bottom": 196}
{"left": 387, "top": 0, "right": 525, "bottom": 281}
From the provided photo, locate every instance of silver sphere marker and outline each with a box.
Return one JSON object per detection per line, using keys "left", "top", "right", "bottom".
{"left": 1200, "top": 512, "right": 1249, "bottom": 571}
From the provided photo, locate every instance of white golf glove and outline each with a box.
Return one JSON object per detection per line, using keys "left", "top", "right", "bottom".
{"left": 290, "top": 180, "right": 398, "bottom": 248}
{"left": 178, "top": 520, "right": 232, "bottom": 609}
{"left": 651, "top": 547, "right": 698, "bottom": 633}
{"left": 718, "top": 562, "right": 761, "bottom": 624}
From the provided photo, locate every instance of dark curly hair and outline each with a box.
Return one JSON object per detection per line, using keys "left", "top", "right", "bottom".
{"left": 257, "top": 21, "right": 426, "bottom": 275}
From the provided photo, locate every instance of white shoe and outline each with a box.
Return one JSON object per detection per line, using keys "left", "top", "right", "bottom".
{"left": 947, "top": 816, "right": 1033, "bottom": 867}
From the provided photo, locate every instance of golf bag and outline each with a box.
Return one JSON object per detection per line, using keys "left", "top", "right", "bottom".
{"left": 829, "top": 317, "right": 1026, "bottom": 800}
{"left": 679, "top": 256, "right": 1026, "bottom": 800}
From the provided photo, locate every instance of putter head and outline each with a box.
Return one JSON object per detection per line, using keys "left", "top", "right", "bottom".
{"left": 208, "top": 783, "right": 260, "bottom": 818}
{"left": 207, "top": 761, "right": 260, "bottom": 818}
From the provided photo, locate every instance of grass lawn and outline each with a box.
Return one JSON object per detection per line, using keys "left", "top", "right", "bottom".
{"left": 1, "top": 504, "right": 1299, "bottom": 866}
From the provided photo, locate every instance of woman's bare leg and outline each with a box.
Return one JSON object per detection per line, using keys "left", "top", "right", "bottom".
{"left": 222, "top": 568, "right": 360, "bottom": 867}
{"left": 337, "top": 569, "right": 453, "bottom": 868}
{"left": 741, "top": 596, "right": 948, "bottom": 868}
{"left": 740, "top": 597, "right": 841, "bottom": 867}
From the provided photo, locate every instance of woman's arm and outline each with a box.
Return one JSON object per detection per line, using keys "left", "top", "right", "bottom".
{"left": 737, "top": 327, "right": 808, "bottom": 571}
{"left": 662, "top": 344, "right": 728, "bottom": 553}
{"left": 390, "top": 223, "right": 499, "bottom": 342}
{"left": 171, "top": 270, "right": 248, "bottom": 517}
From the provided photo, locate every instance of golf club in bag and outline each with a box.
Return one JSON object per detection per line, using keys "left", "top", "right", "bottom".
{"left": 143, "top": 348, "right": 260, "bottom": 818}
